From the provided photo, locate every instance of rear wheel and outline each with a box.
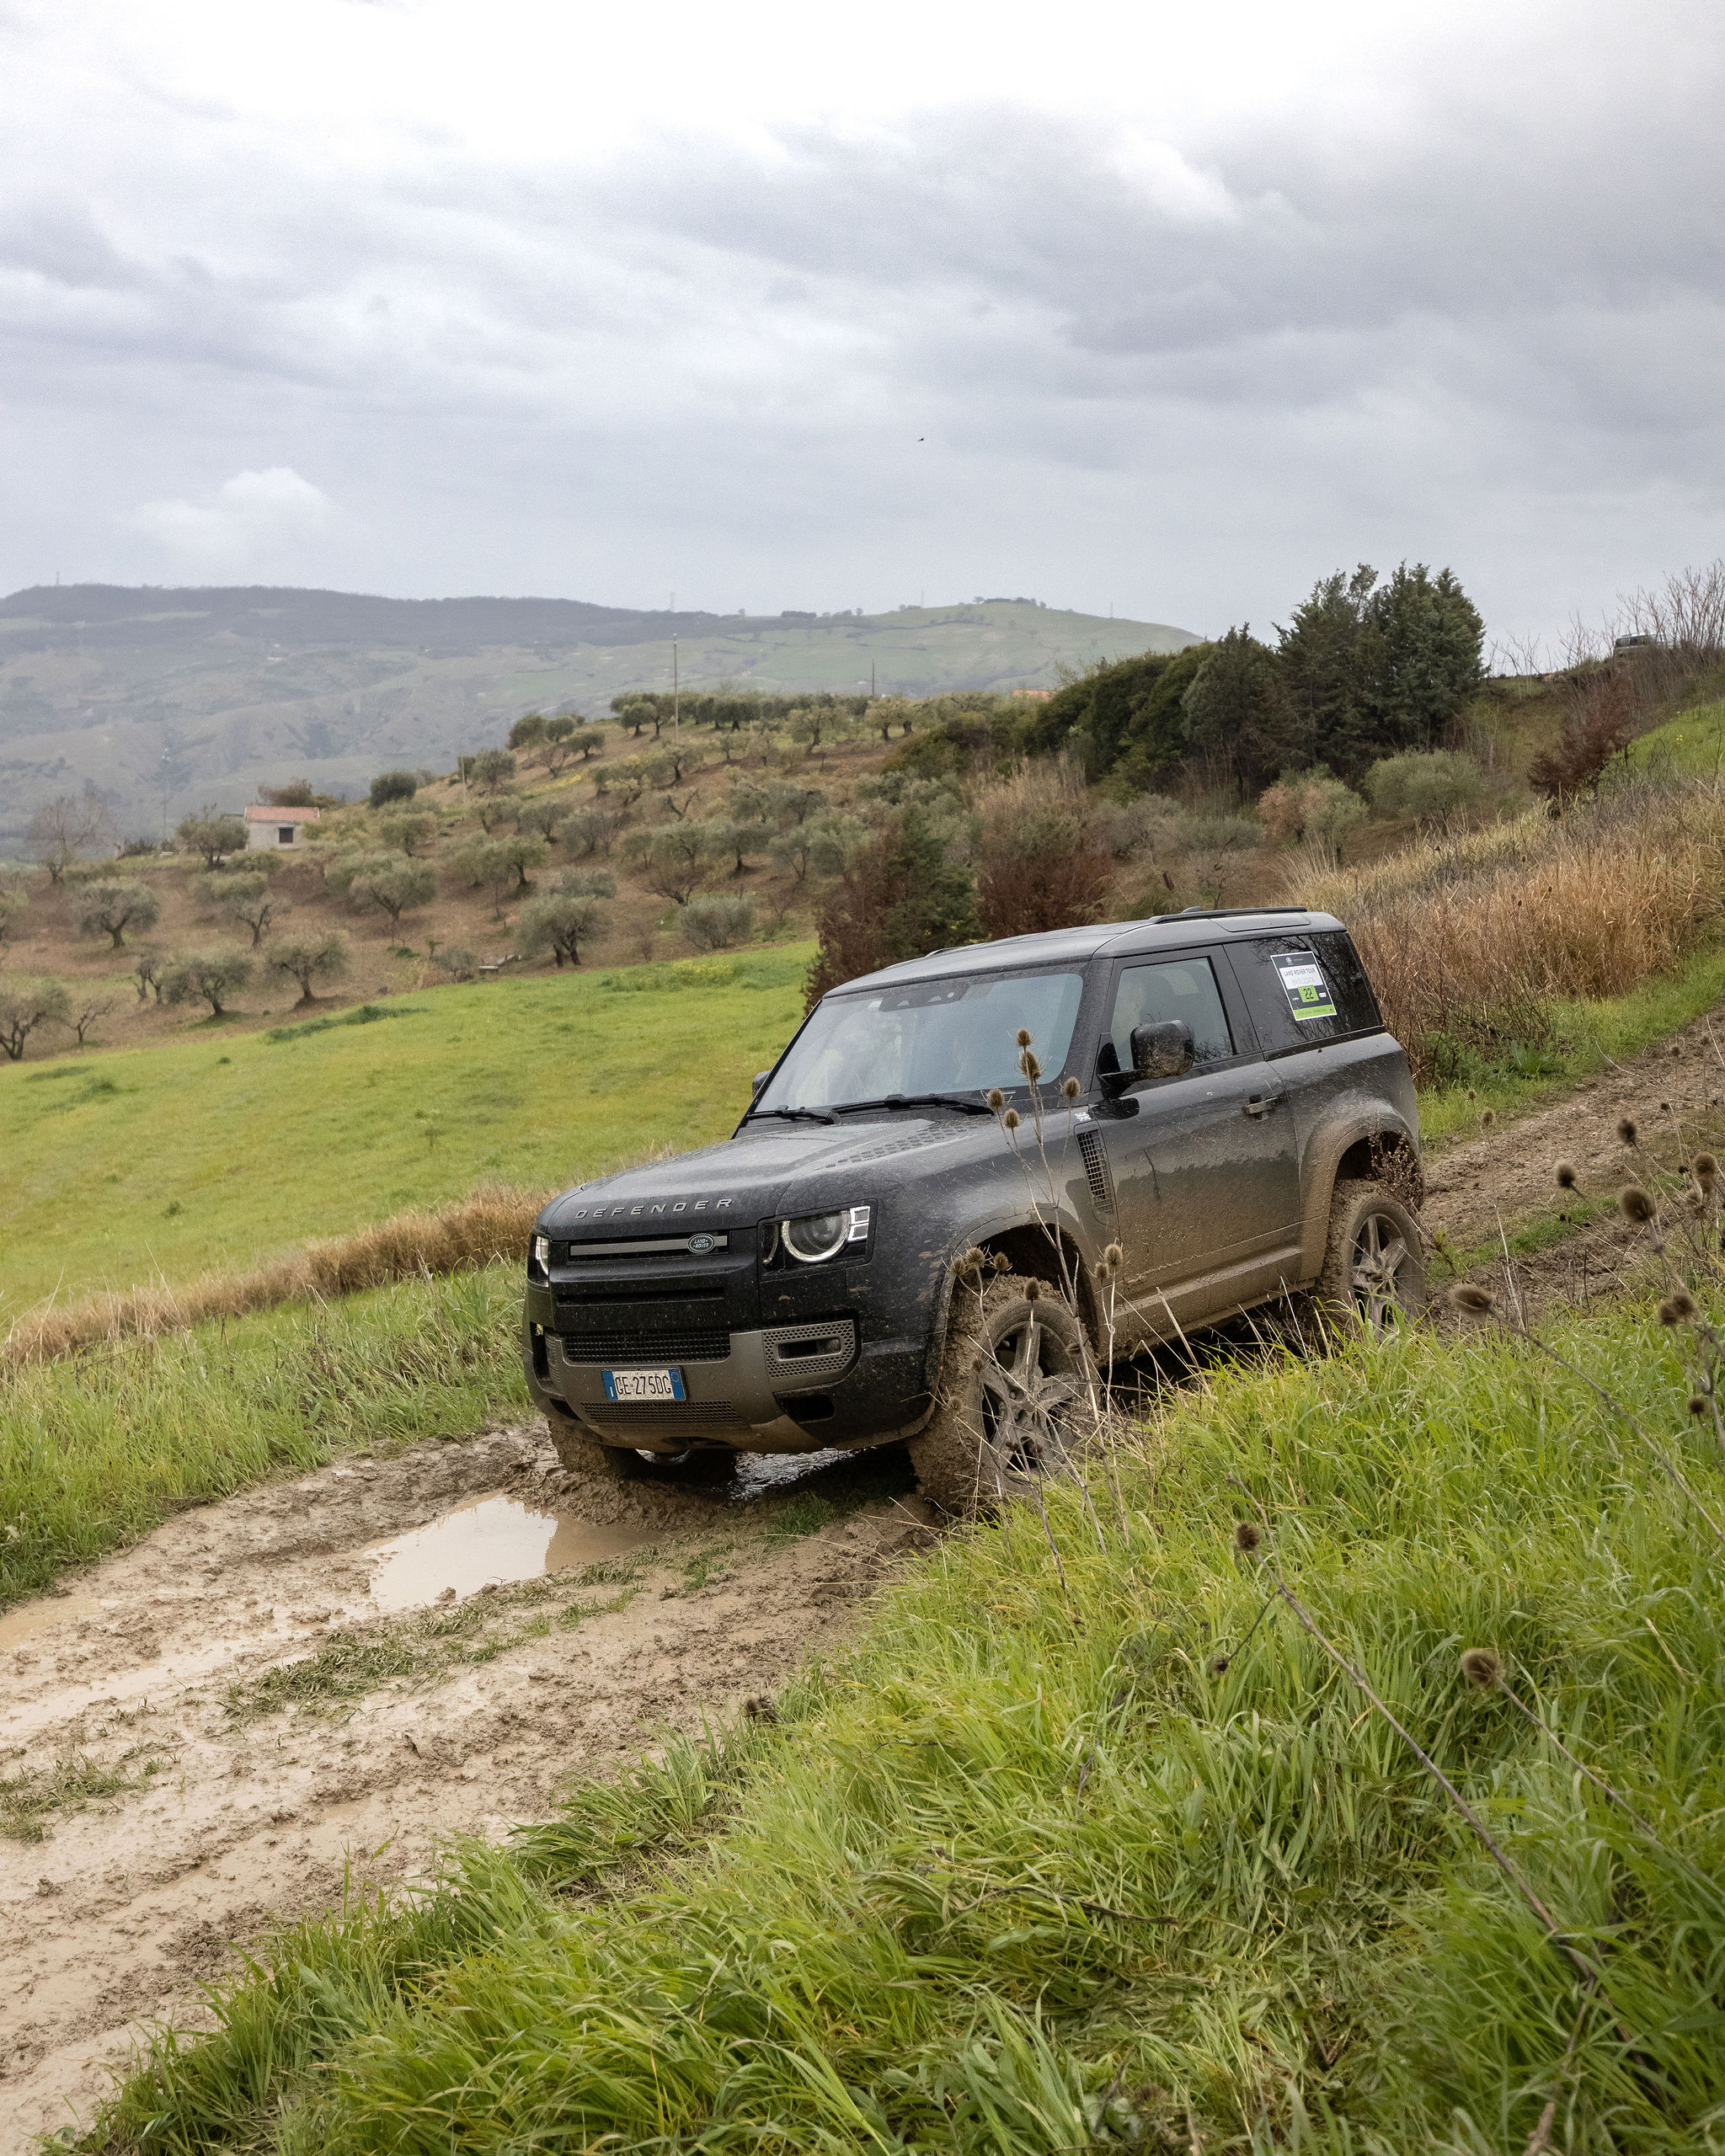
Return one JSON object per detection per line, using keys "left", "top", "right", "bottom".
{"left": 1314, "top": 1177, "right": 1425, "bottom": 1337}
{"left": 911, "top": 1273, "right": 1092, "bottom": 1515}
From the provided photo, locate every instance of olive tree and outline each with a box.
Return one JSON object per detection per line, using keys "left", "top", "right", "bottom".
{"left": 469, "top": 748, "right": 517, "bottom": 791}
{"left": 348, "top": 858, "right": 436, "bottom": 926}
{"left": 0, "top": 875, "right": 32, "bottom": 948}
{"left": 517, "top": 872, "right": 615, "bottom": 969}
{"left": 266, "top": 930, "right": 350, "bottom": 1006}
{"left": 75, "top": 879, "right": 162, "bottom": 949}
{"left": 368, "top": 769, "right": 419, "bottom": 808}
{"left": 378, "top": 811, "right": 436, "bottom": 856}
{"left": 453, "top": 837, "right": 515, "bottom": 916}
{"left": 0, "top": 979, "right": 72, "bottom": 1059}
{"left": 162, "top": 949, "right": 253, "bottom": 1016}
{"left": 131, "top": 948, "right": 165, "bottom": 1002}
{"left": 204, "top": 872, "right": 286, "bottom": 947}
{"left": 175, "top": 808, "right": 249, "bottom": 867}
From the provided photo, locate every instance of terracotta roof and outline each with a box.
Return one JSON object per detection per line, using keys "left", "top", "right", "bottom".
{"left": 243, "top": 804, "right": 321, "bottom": 822}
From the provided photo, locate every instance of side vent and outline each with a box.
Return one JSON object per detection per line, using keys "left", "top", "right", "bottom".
{"left": 1076, "top": 1129, "right": 1116, "bottom": 1221}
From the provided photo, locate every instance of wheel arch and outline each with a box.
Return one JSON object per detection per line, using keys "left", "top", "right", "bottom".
{"left": 921, "top": 1209, "right": 1099, "bottom": 1390}
{"left": 1297, "top": 1111, "right": 1423, "bottom": 1281}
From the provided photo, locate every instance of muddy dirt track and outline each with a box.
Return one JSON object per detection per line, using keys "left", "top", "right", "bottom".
{"left": 0, "top": 1430, "right": 933, "bottom": 2149}
{"left": 5, "top": 1009, "right": 1725, "bottom": 2149}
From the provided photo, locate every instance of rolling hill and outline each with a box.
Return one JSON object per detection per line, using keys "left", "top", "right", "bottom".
{"left": 0, "top": 584, "right": 1198, "bottom": 842}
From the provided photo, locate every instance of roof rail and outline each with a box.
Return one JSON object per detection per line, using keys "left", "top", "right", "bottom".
{"left": 1162, "top": 905, "right": 1311, "bottom": 921}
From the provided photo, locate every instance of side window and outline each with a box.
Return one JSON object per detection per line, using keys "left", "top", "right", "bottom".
{"left": 1232, "top": 932, "right": 1384, "bottom": 1054}
{"left": 1101, "top": 957, "right": 1235, "bottom": 1075}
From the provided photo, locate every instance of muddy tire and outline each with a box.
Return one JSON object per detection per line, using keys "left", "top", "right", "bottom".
{"left": 910, "top": 1273, "right": 1092, "bottom": 1516}
{"left": 1314, "top": 1177, "right": 1425, "bottom": 1337}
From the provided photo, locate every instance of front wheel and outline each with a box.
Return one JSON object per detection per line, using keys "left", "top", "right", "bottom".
{"left": 1313, "top": 1177, "right": 1425, "bottom": 1337}
{"left": 910, "top": 1273, "right": 1093, "bottom": 1516}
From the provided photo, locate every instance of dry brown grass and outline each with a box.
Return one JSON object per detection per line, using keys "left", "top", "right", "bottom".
{"left": 1292, "top": 779, "right": 1725, "bottom": 1081}
{"left": 3, "top": 1182, "right": 546, "bottom": 1366}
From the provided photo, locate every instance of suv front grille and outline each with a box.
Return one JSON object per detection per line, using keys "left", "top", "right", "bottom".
{"left": 587, "top": 1401, "right": 751, "bottom": 1438}
{"left": 561, "top": 1328, "right": 732, "bottom": 1365}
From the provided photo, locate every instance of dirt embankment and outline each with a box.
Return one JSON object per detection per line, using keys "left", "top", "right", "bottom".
{"left": 1422, "top": 1008, "right": 1725, "bottom": 1313}
{"left": 0, "top": 1428, "right": 932, "bottom": 2150}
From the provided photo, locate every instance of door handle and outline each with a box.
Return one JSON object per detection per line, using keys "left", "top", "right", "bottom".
{"left": 1243, "top": 1094, "right": 1276, "bottom": 1117}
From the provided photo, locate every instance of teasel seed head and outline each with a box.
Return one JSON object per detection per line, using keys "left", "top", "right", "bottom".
{"left": 1015, "top": 1027, "right": 1033, "bottom": 1049}
{"left": 1449, "top": 1282, "right": 1497, "bottom": 1315}
{"left": 1233, "top": 1520, "right": 1261, "bottom": 1553}
{"left": 1018, "top": 1046, "right": 1043, "bottom": 1081}
{"left": 1466, "top": 1088, "right": 1477, "bottom": 1103}
{"left": 1002, "top": 1107, "right": 1020, "bottom": 1131}
{"left": 1103, "top": 1241, "right": 1124, "bottom": 1268}
{"left": 1556, "top": 1160, "right": 1578, "bottom": 1190}
{"left": 1461, "top": 1646, "right": 1503, "bottom": 1689}
{"left": 1060, "top": 1075, "right": 1081, "bottom": 1101}
{"left": 1667, "top": 1287, "right": 1697, "bottom": 1323}
{"left": 1618, "top": 1115, "right": 1638, "bottom": 1145}
{"left": 985, "top": 1087, "right": 1006, "bottom": 1113}
{"left": 1690, "top": 1395, "right": 1710, "bottom": 1417}
{"left": 1023, "top": 1278, "right": 1043, "bottom": 1302}
{"left": 992, "top": 1251, "right": 1011, "bottom": 1273}
{"left": 1482, "top": 1107, "right": 1496, "bottom": 1127}
{"left": 1620, "top": 1184, "right": 1657, "bottom": 1225}
{"left": 1208, "top": 1654, "right": 1231, "bottom": 1676}
{"left": 1696, "top": 1150, "right": 1718, "bottom": 1187}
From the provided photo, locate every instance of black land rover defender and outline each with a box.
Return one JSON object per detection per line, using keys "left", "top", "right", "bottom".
{"left": 523, "top": 907, "right": 1423, "bottom": 1510}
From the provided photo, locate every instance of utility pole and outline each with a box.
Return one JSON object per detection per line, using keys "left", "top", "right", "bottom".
{"left": 870, "top": 659, "right": 875, "bottom": 696}
{"left": 672, "top": 634, "right": 679, "bottom": 740}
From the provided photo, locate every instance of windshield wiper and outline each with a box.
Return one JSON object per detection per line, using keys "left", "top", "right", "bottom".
{"left": 830, "top": 1091, "right": 995, "bottom": 1118}
{"left": 744, "top": 1104, "right": 837, "bottom": 1125}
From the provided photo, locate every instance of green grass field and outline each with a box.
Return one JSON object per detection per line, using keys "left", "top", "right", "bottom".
{"left": 0, "top": 946, "right": 813, "bottom": 1323}
{"left": 1631, "top": 692, "right": 1725, "bottom": 779}
{"left": 100, "top": 1300, "right": 1725, "bottom": 2154}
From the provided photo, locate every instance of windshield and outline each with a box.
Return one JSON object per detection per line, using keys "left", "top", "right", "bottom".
{"left": 757, "top": 969, "right": 1086, "bottom": 1113}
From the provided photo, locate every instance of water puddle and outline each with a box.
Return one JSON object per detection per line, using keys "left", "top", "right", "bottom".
{"left": 366, "top": 1494, "right": 654, "bottom": 1614}
{"left": 0, "top": 1594, "right": 99, "bottom": 1652}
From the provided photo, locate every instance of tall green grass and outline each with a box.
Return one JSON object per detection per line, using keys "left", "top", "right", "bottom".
{"left": 0, "top": 947, "right": 812, "bottom": 1321}
{"left": 0, "top": 1267, "right": 523, "bottom": 1609}
{"left": 102, "top": 1304, "right": 1725, "bottom": 2153}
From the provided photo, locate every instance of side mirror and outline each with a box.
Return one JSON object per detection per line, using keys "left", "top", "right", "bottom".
{"left": 1130, "top": 1019, "right": 1194, "bottom": 1082}
{"left": 752, "top": 1070, "right": 770, "bottom": 1097}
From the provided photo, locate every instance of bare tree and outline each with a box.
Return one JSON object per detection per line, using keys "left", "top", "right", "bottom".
{"left": 131, "top": 948, "right": 165, "bottom": 1002}
{"left": 70, "top": 995, "right": 119, "bottom": 1048}
{"left": 27, "top": 788, "right": 115, "bottom": 883}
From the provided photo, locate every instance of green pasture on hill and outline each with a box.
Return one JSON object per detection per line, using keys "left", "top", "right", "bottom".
{"left": 0, "top": 946, "right": 814, "bottom": 1322}
{"left": 1632, "top": 692, "right": 1725, "bottom": 778}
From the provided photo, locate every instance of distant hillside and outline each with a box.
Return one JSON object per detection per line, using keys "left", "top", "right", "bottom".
{"left": 0, "top": 584, "right": 1197, "bottom": 841}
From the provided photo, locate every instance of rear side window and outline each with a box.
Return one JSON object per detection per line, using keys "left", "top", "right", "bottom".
{"left": 1232, "top": 931, "right": 1383, "bottom": 1054}
{"left": 1101, "top": 957, "right": 1236, "bottom": 1074}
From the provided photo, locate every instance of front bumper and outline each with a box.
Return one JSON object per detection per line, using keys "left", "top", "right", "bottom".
{"left": 522, "top": 1294, "right": 931, "bottom": 1454}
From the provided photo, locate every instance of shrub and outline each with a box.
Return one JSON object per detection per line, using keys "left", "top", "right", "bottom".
{"left": 973, "top": 761, "right": 1114, "bottom": 940}
{"left": 428, "top": 943, "right": 478, "bottom": 982}
{"left": 807, "top": 805, "right": 980, "bottom": 1004}
{"left": 259, "top": 779, "right": 318, "bottom": 807}
{"left": 681, "top": 894, "right": 755, "bottom": 952}
{"left": 0, "top": 878, "right": 29, "bottom": 950}
{"left": 1255, "top": 772, "right": 1365, "bottom": 850}
{"left": 73, "top": 880, "right": 161, "bottom": 949}
{"left": 368, "top": 769, "right": 419, "bottom": 808}
{"left": 1528, "top": 673, "right": 1638, "bottom": 803}
{"left": 1184, "top": 812, "right": 1263, "bottom": 851}
{"left": 1362, "top": 750, "right": 1485, "bottom": 830}
{"left": 162, "top": 949, "right": 253, "bottom": 1016}
{"left": 0, "top": 979, "right": 71, "bottom": 1059}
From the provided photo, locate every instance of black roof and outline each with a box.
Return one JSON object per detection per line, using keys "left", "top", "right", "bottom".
{"left": 830, "top": 908, "right": 1343, "bottom": 996}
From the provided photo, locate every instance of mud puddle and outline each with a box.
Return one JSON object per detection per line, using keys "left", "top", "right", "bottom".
{"left": 0, "top": 1421, "right": 930, "bottom": 2148}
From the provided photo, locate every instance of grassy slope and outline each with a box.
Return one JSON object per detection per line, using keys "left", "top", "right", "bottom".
{"left": 104, "top": 1306, "right": 1725, "bottom": 2154}
{"left": 0, "top": 1267, "right": 524, "bottom": 1609}
{"left": 0, "top": 947, "right": 811, "bottom": 1321}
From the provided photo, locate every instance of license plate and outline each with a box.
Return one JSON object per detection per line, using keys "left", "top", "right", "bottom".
{"left": 602, "top": 1366, "right": 686, "bottom": 1403}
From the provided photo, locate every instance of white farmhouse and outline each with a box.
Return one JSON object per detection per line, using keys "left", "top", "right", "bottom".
{"left": 243, "top": 804, "right": 321, "bottom": 851}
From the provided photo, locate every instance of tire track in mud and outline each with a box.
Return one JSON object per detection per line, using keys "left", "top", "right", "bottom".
{"left": 0, "top": 1423, "right": 933, "bottom": 2149}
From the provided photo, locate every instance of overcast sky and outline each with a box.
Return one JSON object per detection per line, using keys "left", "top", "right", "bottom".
{"left": 1, "top": 0, "right": 1720, "bottom": 653}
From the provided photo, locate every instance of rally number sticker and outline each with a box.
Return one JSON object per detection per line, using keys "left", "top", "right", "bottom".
{"left": 1272, "top": 951, "right": 1338, "bottom": 1022}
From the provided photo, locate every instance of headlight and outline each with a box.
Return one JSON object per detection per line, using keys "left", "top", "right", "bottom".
{"left": 781, "top": 1204, "right": 870, "bottom": 1264}
{"left": 529, "top": 1233, "right": 550, "bottom": 1280}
